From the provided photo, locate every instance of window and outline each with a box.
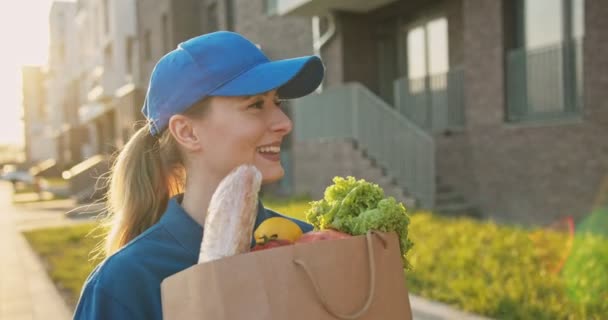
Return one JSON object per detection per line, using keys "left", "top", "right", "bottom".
{"left": 226, "top": 0, "right": 234, "bottom": 30}
{"left": 104, "top": 43, "right": 113, "bottom": 68}
{"left": 507, "top": 0, "right": 585, "bottom": 121}
{"left": 126, "top": 36, "right": 134, "bottom": 76}
{"left": 207, "top": 3, "right": 218, "bottom": 31}
{"left": 405, "top": 17, "right": 449, "bottom": 81}
{"left": 103, "top": 0, "right": 110, "bottom": 34}
{"left": 58, "top": 42, "right": 65, "bottom": 63}
{"left": 162, "top": 14, "right": 170, "bottom": 53}
{"left": 394, "top": 16, "right": 464, "bottom": 132}
{"left": 265, "top": 0, "right": 278, "bottom": 15}
{"left": 144, "top": 30, "right": 152, "bottom": 60}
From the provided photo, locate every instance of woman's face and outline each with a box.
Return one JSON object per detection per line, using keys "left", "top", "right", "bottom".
{"left": 192, "top": 90, "right": 292, "bottom": 184}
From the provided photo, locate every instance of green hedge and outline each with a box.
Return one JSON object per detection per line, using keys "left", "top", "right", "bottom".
{"left": 23, "top": 201, "right": 608, "bottom": 319}
{"left": 406, "top": 211, "right": 608, "bottom": 319}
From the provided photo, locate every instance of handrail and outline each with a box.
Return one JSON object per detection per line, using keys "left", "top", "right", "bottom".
{"left": 293, "top": 83, "right": 435, "bottom": 208}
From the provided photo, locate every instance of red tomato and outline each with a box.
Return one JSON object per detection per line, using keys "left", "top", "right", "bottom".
{"left": 295, "top": 229, "right": 351, "bottom": 243}
{"left": 251, "top": 239, "right": 292, "bottom": 251}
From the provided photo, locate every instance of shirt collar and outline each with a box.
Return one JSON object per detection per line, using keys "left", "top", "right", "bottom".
{"left": 159, "top": 194, "right": 203, "bottom": 258}
{"left": 159, "top": 194, "right": 270, "bottom": 258}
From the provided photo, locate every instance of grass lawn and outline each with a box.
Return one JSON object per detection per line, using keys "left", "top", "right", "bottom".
{"left": 23, "top": 199, "right": 608, "bottom": 318}
{"left": 23, "top": 223, "right": 105, "bottom": 307}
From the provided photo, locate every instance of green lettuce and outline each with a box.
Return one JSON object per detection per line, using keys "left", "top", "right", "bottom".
{"left": 305, "top": 176, "right": 414, "bottom": 269}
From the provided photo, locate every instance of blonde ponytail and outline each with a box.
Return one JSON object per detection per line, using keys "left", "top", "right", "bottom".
{"left": 89, "top": 98, "right": 209, "bottom": 259}
{"left": 98, "top": 122, "right": 185, "bottom": 256}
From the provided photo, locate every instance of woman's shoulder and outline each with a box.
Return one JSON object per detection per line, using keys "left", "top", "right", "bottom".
{"left": 83, "top": 223, "right": 196, "bottom": 297}
{"left": 75, "top": 246, "right": 162, "bottom": 319}
{"left": 75, "top": 224, "right": 195, "bottom": 319}
{"left": 83, "top": 237, "right": 157, "bottom": 293}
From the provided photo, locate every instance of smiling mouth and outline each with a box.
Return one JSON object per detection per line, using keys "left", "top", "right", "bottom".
{"left": 256, "top": 144, "right": 282, "bottom": 162}
{"left": 256, "top": 145, "right": 281, "bottom": 154}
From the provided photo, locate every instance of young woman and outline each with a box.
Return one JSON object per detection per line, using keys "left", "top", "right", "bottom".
{"left": 73, "top": 31, "right": 325, "bottom": 319}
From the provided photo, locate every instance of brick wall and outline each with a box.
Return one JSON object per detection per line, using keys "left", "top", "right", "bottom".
{"left": 137, "top": 0, "right": 171, "bottom": 85}
{"left": 462, "top": 0, "right": 505, "bottom": 127}
{"left": 137, "top": 0, "right": 203, "bottom": 85}
{"left": 171, "top": 0, "right": 203, "bottom": 45}
{"left": 341, "top": 12, "right": 377, "bottom": 91}
{"left": 433, "top": 0, "right": 608, "bottom": 225}
{"left": 232, "top": 0, "right": 313, "bottom": 59}
{"left": 584, "top": 0, "right": 608, "bottom": 125}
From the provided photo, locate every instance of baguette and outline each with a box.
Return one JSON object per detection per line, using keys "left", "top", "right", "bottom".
{"left": 198, "top": 165, "right": 262, "bottom": 263}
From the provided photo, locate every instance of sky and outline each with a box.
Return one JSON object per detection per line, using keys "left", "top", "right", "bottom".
{"left": 0, "top": 1, "right": 59, "bottom": 146}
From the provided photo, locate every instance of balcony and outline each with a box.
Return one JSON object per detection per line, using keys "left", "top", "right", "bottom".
{"left": 393, "top": 67, "right": 466, "bottom": 133}
{"left": 78, "top": 102, "right": 112, "bottom": 124}
{"left": 506, "top": 39, "right": 584, "bottom": 122}
{"left": 276, "top": 0, "right": 398, "bottom": 16}
{"left": 87, "top": 66, "right": 113, "bottom": 102}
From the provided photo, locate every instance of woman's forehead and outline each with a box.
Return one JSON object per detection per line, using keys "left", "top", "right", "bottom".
{"left": 240, "top": 90, "right": 279, "bottom": 101}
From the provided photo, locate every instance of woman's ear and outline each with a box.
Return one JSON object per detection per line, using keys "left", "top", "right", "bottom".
{"left": 167, "top": 115, "right": 202, "bottom": 152}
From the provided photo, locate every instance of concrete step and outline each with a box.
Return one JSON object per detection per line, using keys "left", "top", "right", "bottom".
{"left": 436, "top": 184, "right": 455, "bottom": 194}
{"left": 436, "top": 190, "right": 466, "bottom": 205}
{"left": 435, "top": 202, "right": 482, "bottom": 218}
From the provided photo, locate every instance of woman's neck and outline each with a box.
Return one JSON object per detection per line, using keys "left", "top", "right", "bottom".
{"left": 180, "top": 169, "right": 222, "bottom": 228}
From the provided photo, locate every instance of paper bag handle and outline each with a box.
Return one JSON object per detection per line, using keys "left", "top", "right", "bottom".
{"left": 293, "top": 231, "right": 387, "bottom": 320}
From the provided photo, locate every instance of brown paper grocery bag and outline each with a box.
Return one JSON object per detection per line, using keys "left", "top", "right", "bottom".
{"left": 161, "top": 231, "right": 412, "bottom": 320}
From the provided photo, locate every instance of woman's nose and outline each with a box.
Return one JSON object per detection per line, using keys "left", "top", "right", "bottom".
{"left": 270, "top": 104, "right": 293, "bottom": 135}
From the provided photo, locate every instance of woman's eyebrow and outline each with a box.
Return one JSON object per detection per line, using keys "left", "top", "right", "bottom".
{"left": 240, "top": 92, "right": 276, "bottom": 101}
{"left": 238, "top": 95, "right": 257, "bottom": 103}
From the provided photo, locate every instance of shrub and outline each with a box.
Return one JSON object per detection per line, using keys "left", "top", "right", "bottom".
{"left": 406, "top": 212, "right": 608, "bottom": 319}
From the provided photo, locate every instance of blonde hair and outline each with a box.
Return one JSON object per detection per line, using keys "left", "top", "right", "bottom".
{"left": 95, "top": 99, "right": 209, "bottom": 258}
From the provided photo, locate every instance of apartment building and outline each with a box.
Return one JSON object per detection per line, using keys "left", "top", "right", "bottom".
{"left": 33, "top": 0, "right": 607, "bottom": 224}
{"left": 274, "top": 0, "right": 608, "bottom": 225}
{"left": 21, "top": 66, "right": 52, "bottom": 164}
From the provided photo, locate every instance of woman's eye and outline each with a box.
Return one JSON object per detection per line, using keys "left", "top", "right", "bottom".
{"left": 274, "top": 100, "right": 283, "bottom": 107}
{"left": 248, "top": 101, "right": 264, "bottom": 110}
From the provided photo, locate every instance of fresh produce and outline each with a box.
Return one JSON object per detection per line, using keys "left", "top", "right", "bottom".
{"left": 305, "top": 176, "right": 414, "bottom": 268}
{"left": 254, "top": 217, "right": 303, "bottom": 244}
{"left": 198, "top": 165, "right": 262, "bottom": 263}
{"left": 251, "top": 238, "right": 292, "bottom": 251}
{"left": 295, "top": 229, "right": 351, "bottom": 243}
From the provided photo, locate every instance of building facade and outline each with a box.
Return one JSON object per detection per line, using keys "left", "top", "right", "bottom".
{"left": 29, "top": 0, "right": 607, "bottom": 224}
{"left": 21, "top": 66, "right": 52, "bottom": 164}
{"left": 276, "top": 0, "right": 608, "bottom": 225}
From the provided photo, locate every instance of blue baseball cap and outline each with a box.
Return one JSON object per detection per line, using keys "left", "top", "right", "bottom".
{"left": 141, "top": 31, "right": 325, "bottom": 136}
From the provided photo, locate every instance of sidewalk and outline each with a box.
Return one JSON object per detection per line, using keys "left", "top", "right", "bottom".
{"left": 0, "top": 197, "right": 72, "bottom": 320}
{"left": 409, "top": 295, "right": 493, "bottom": 320}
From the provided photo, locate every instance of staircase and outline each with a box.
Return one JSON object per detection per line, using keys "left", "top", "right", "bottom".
{"left": 292, "top": 82, "right": 478, "bottom": 216}
{"left": 434, "top": 176, "right": 481, "bottom": 218}
{"left": 292, "top": 138, "right": 416, "bottom": 209}
{"left": 292, "top": 82, "right": 435, "bottom": 210}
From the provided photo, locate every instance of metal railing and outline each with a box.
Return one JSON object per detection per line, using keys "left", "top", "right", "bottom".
{"left": 293, "top": 83, "right": 435, "bottom": 208}
{"left": 506, "top": 38, "right": 584, "bottom": 122}
{"left": 393, "top": 67, "right": 465, "bottom": 133}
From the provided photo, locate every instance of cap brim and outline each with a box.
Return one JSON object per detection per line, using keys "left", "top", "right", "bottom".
{"left": 209, "top": 56, "right": 324, "bottom": 99}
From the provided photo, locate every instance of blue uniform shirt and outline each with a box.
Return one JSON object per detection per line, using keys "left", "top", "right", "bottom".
{"left": 73, "top": 194, "right": 313, "bottom": 319}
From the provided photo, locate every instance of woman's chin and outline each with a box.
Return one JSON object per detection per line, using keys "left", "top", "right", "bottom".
{"left": 260, "top": 167, "right": 285, "bottom": 185}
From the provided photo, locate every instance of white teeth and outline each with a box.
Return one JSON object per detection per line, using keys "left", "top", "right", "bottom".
{"left": 258, "top": 146, "right": 280, "bottom": 153}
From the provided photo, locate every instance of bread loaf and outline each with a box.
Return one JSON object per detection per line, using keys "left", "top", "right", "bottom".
{"left": 198, "top": 165, "right": 262, "bottom": 263}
